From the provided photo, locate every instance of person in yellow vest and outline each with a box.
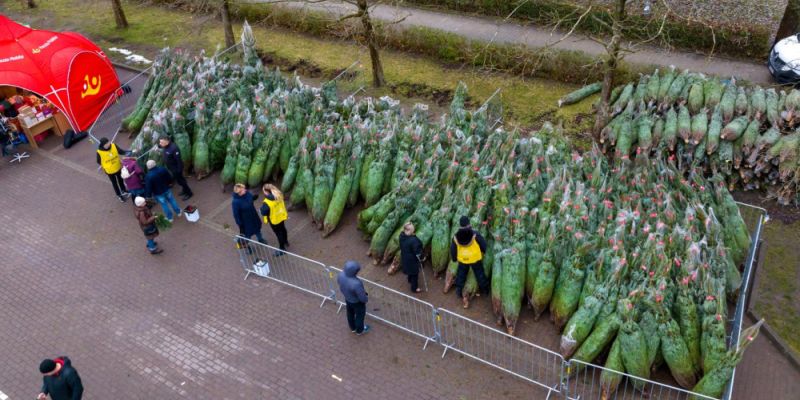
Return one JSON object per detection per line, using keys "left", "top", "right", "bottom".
{"left": 95, "top": 137, "right": 130, "bottom": 202}
{"left": 260, "top": 183, "right": 290, "bottom": 257}
{"left": 450, "top": 216, "right": 490, "bottom": 309}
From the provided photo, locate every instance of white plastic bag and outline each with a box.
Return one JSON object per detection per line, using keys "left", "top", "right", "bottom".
{"left": 253, "top": 260, "right": 270, "bottom": 277}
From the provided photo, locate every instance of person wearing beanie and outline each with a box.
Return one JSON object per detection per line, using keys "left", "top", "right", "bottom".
{"left": 159, "top": 135, "right": 193, "bottom": 200}
{"left": 134, "top": 196, "right": 163, "bottom": 254}
{"left": 450, "top": 215, "right": 490, "bottom": 308}
{"left": 95, "top": 137, "right": 130, "bottom": 202}
{"left": 144, "top": 159, "right": 182, "bottom": 223}
{"left": 37, "top": 356, "right": 83, "bottom": 400}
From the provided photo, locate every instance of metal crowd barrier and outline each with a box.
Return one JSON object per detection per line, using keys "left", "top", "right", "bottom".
{"left": 561, "top": 359, "right": 718, "bottom": 400}
{"left": 233, "top": 198, "right": 768, "bottom": 400}
{"left": 436, "top": 308, "right": 564, "bottom": 397}
{"left": 328, "top": 266, "right": 440, "bottom": 350}
{"left": 723, "top": 203, "right": 768, "bottom": 400}
{"left": 234, "top": 235, "right": 336, "bottom": 307}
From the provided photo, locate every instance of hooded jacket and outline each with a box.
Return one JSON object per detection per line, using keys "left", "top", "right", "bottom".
{"left": 399, "top": 232, "right": 423, "bottom": 275}
{"left": 450, "top": 227, "right": 487, "bottom": 263}
{"left": 232, "top": 191, "right": 262, "bottom": 236}
{"left": 337, "top": 261, "right": 369, "bottom": 304}
{"left": 122, "top": 158, "right": 145, "bottom": 191}
{"left": 41, "top": 357, "right": 83, "bottom": 400}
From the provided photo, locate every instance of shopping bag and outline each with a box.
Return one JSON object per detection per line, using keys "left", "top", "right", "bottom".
{"left": 253, "top": 260, "right": 270, "bottom": 277}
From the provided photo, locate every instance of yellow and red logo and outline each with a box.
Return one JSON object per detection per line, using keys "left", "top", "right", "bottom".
{"left": 81, "top": 74, "right": 102, "bottom": 98}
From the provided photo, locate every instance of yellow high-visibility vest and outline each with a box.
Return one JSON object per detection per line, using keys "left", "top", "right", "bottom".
{"left": 454, "top": 236, "right": 482, "bottom": 264}
{"left": 263, "top": 197, "right": 288, "bottom": 225}
{"left": 97, "top": 143, "right": 122, "bottom": 174}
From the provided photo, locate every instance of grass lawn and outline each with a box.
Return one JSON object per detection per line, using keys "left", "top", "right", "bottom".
{"left": 752, "top": 220, "right": 800, "bottom": 356}
{"left": 2, "top": 0, "right": 595, "bottom": 140}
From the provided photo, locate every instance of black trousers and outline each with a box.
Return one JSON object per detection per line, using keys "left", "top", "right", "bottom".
{"left": 170, "top": 168, "right": 192, "bottom": 196}
{"left": 454, "top": 260, "right": 490, "bottom": 298}
{"left": 407, "top": 273, "right": 419, "bottom": 292}
{"left": 270, "top": 221, "right": 289, "bottom": 250}
{"left": 107, "top": 171, "right": 126, "bottom": 196}
{"left": 345, "top": 301, "right": 366, "bottom": 333}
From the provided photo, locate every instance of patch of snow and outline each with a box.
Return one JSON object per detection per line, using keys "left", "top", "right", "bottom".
{"left": 108, "top": 47, "right": 152, "bottom": 65}
{"left": 109, "top": 47, "right": 132, "bottom": 56}
{"left": 126, "top": 54, "right": 153, "bottom": 65}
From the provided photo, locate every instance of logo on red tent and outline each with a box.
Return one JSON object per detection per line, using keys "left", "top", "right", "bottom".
{"left": 81, "top": 74, "right": 102, "bottom": 98}
{"left": 67, "top": 51, "right": 118, "bottom": 131}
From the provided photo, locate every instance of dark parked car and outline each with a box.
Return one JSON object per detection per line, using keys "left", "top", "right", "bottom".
{"left": 769, "top": 33, "right": 800, "bottom": 84}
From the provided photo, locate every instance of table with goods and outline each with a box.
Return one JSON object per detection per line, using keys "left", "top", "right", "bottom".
{"left": 123, "top": 23, "right": 773, "bottom": 399}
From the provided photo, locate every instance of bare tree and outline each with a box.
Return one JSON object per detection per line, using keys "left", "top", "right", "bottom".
{"left": 588, "top": 0, "right": 668, "bottom": 141}
{"left": 342, "top": 0, "right": 385, "bottom": 87}
{"left": 222, "top": 0, "right": 236, "bottom": 49}
{"left": 111, "top": 0, "right": 129, "bottom": 29}
{"left": 592, "top": 0, "right": 627, "bottom": 140}
{"left": 263, "top": 0, "right": 404, "bottom": 88}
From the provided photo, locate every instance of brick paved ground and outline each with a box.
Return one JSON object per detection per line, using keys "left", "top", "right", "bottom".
{"left": 0, "top": 67, "right": 797, "bottom": 399}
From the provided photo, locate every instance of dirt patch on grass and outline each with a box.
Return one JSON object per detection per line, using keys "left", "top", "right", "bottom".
{"left": 733, "top": 191, "right": 800, "bottom": 224}
{"left": 388, "top": 82, "right": 457, "bottom": 107}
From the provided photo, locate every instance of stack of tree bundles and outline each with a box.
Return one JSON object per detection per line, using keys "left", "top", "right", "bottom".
{"left": 561, "top": 67, "right": 800, "bottom": 205}
{"left": 124, "top": 26, "right": 763, "bottom": 397}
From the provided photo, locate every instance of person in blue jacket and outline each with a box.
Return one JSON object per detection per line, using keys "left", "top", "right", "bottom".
{"left": 337, "top": 261, "right": 370, "bottom": 335}
{"left": 144, "top": 160, "right": 182, "bottom": 222}
{"left": 232, "top": 183, "right": 265, "bottom": 244}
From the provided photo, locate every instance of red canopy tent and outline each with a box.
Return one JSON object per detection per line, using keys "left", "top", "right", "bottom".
{"left": 0, "top": 14, "right": 121, "bottom": 132}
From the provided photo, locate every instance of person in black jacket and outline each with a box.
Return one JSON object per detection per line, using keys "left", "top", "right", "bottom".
{"left": 232, "top": 183, "right": 265, "bottom": 244}
{"left": 450, "top": 216, "right": 490, "bottom": 309}
{"left": 399, "top": 222, "right": 424, "bottom": 293}
{"left": 159, "top": 136, "right": 193, "bottom": 200}
{"left": 38, "top": 356, "right": 83, "bottom": 400}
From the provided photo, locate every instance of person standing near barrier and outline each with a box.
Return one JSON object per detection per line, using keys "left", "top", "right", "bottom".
{"left": 96, "top": 137, "right": 129, "bottom": 203}
{"left": 159, "top": 136, "right": 193, "bottom": 200}
{"left": 134, "top": 196, "right": 163, "bottom": 255}
{"left": 337, "top": 261, "right": 370, "bottom": 335}
{"left": 232, "top": 183, "right": 266, "bottom": 244}
{"left": 144, "top": 160, "right": 182, "bottom": 222}
{"left": 450, "top": 216, "right": 490, "bottom": 309}
{"left": 260, "top": 183, "right": 289, "bottom": 256}
{"left": 399, "top": 222, "right": 424, "bottom": 293}
{"left": 37, "top": 356, "right": 83, "bottom": 400}
{"left": 121, "top": 156, "right": 146, "bottom": 199}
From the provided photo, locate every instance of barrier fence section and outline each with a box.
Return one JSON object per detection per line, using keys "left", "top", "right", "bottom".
{"left": 234, "top": 236, "right": 336, "bottom": 307}
{"left": 723, "top": 203, "right": 768, "bottom": 400}
{"left": 561, "top": 359, "right": 718, "bottom": 400}
{"left": 328, "top": 266, "right": 440, "bottom": 350}
{"left": 232, "top": 199, "right": 767, "bottom": 400}
{"left": 436, "top": 308, "right": 564, "bottom": 397}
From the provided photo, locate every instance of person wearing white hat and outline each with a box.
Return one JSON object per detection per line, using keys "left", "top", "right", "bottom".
{"left": 134, "top": 196, "right": 163, "bottom": 254}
